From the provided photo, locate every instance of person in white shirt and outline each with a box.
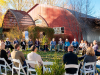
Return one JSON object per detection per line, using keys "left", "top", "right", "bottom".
{"left": 27, "top": 45, "right": 43, "bottom": 68}
{"left": 79, "top": 40, "right": 85, "bottom": 50}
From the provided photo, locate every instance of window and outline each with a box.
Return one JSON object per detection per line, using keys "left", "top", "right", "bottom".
{"left": 35, "top": 19, "right": 42, "bottom": 24}
{"left": 61, "top": 27, "right": 64, "bottom": 33}
{"left": 53, "top": 27, "right": 64, "bottom": 34}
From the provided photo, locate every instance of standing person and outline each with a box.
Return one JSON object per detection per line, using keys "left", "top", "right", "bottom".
{"left": 35, "top": 39, "right": 40, "bottom": 50}
{"left": 71, "top": 38, "right": 79, "bottom": 50}
{"left": 57, "top": 38, "right": 63, "bottom": 51}
{"left": 64, "top": 39, "right": 70, "bottom": 52}
{"left": 5, "top": 38, "right": 14, "bottom": 51}
{"left": 50, "top": 38, "right": 56, "bottom": 51}
{"left": 27, "top": 45, "right": 43, "bottom": 68}
{"left": 28, "top": 39, "right": 33, "bottom": 48}
{"left": 13, "top": 38, "right": 19, "bottom": 45}
{"left": 21, "top": 39, "right": 26, "bottom": 51}
{"left": 11, "top": 44, "right": 26, "bottom": 72}
{"left": 63, "top": 46, "right": 78, "bottom": 74}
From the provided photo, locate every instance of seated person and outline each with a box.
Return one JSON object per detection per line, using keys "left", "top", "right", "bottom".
{"left": 43, "top": 42, "right": 48, "bottom": 52}
{"left": 27, "top": 45, "right": 43, "bottom": 68}
{"left": 79, "top": 47, "right": 96, "bottom": 74}
{"left": 82, "top": 41, "right": 88, "bottom": 55}
{"left": 64, "top": 39, "right": 70, "bottom": 52}
{"left": 57, "top": 38, "right": 63, "bottom": 51}
{"left": 83, "top": 47, "right": 96, "bottom": 66}
{"left": 0, "top": 40, "right": 12, "bottom": 67}
{"left": 50, "top": 38, "right": 56, "bottom": 51}
{"left": 21, "top": 39, "right": 26, "bottom": 51}
{"left": 79, "top": 40, "right": 85, "bottom": 50}
{"left": 6, "top": 48, "right": 11, "bottom": 58}
{"left": 63, "top": 46, "right": 78, "bottom": 74}
{"left": 5, "top": 38, "right": 14, "bottom": 51}
{"left": 11, "top": 44, "right": 26, "bottom": 72}
{"left": 13, "top": 38, "right": 19, "bottom": 45}
{"left": 28, "top": 39, "right": 33, "bottom": 48}
{"left": 92, "top": 40, "right": 100, "bottom": 56}
{"left": 35, "top": 39, "right": 40, "bottom": 50}
{"left": 71, "top": 38, "right": 79, "bottom": 51}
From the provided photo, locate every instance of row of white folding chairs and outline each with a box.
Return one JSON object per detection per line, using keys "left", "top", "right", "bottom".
{"left": 0, "top": 58, "right": 54, "bottom": 75}
{"left": 0, "top": 58, "right": 96, "bottom": 75}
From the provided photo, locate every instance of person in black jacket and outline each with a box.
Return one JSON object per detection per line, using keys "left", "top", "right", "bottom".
{"left": 0, "top": 40, "right": 12, "bottom": 67}
{"left": 35, "top": 39, "right": 40, "bottom": 50}
{"left": 13, "top": 38, "right": 19, "bottom": 45}
{"left": 63, "top": 46, "right": 78, "bottom": 74}
{"left": 5, "top": 38, "right": 14, "bottom": 51}
{"left": 43, "top": 42, "right": 48, "bottom": 51}
{"left": 21, "top": 39, "right": 26, "bottom": 51}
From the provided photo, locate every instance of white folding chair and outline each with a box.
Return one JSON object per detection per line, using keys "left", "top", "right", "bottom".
{"left": 26, "top": 60, "right": 39, "bottom": 75}
{"left": 80, "top": 62, "right": 95, "bottom": 75}
{"left": 0, "top": 58, "right": 12, "bottom": 75}
{"left": 65, "top": 64, "right": 79, "bottom": 75}
{"left": 11, "top": 59, "right": 27, "bottom": 75}
{"left": 43, "top": 62, "right": 53, "bottom": 74}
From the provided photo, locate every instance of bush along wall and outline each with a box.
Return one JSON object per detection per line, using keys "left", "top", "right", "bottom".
{"left": 28, "top": 26, "right": 54, "bottom": 44}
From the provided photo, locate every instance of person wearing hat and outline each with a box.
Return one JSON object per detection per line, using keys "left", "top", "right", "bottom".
{"left": 5, "top": 38, "right": 14, "bottom": 51}
{"left": 57, "top": 38, "right": 63, "bottom": 51}
{"left": 0, "top": 40, "right": 12, "bottom": 67}
{"left": 64, "top": 39, "right": 70, "bottom": 52}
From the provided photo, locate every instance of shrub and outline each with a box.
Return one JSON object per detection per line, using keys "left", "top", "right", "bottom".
{"left": 36, "top": 52, "right": 65, "bottom": 75}
{"left": 28, "top": 26, "right": 54, "bottom": 44}
{"left": 41, "top": 35, "right": 48, "bottom": 45}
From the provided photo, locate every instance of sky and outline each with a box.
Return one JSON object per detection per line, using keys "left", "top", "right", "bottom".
{"left": 90, "top": 0, "right": 100, "bottom": 17}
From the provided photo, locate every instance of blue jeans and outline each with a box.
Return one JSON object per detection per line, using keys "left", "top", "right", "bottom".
{"left": 50, "top": 45, "right": 55, "bottom": 51}
{"left": 23, "top": 61, "right": 27, "bottom": 73}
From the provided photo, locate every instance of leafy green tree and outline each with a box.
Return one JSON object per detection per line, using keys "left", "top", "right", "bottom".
{"left": 6, "top": 27, "right": 22, "bottom": 42}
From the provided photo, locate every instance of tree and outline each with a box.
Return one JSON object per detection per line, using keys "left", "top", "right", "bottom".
{"left": 0, "top": 0, "right": 64, "bottom": 12}
{"left": 66, "top": 0, "right": 94, "bottom": 42}
{"left": 6, "top": 27, "right": 22, "bottom": 42}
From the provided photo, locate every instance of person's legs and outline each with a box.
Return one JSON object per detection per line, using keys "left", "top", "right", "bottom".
{"left": 59, "top": 45, "right": 63, "bottom": 50}
{"left": 95, "top": 50, "right": 100, "bottom": 56}
{"left": 8, "top": 45, "right": 13, "bottom": 52}
{"left": 7, "top": 60, "right": 12, "bottom": 68}
{"left": 79, "top": 47, "right": 82, "bottom": 50}
{"left": 23, "top": 61, "right": 27, "bottom": 73}
{"left": 50, "top": 45, "right": 53, "bottom": 51}
{"left": 57, "top": 45, "right": 59, "bottom": 51}
{"left": 65, "top": 46, "right": 68, "bottom": 52}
